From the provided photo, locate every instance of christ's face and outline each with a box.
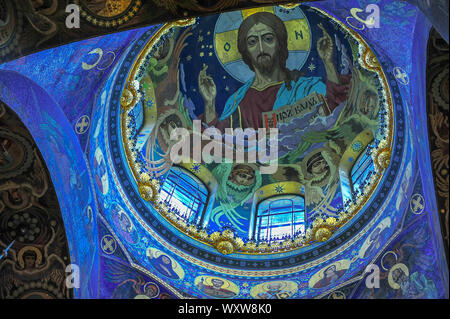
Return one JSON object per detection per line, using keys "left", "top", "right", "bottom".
{"left": 246, "top": 23, "right": 278, "bottom": 74}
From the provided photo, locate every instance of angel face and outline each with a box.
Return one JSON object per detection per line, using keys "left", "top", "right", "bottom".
{"left": 119, "top": 213, "right": 132, "bottom": 233}
{"left": 8, "top": 188, "right": 23, "bottom": 204}
{"left": 359, "top": 90, "right": 378, "bottom": 117}
{"left": 161, "top": 255, "right": 171, "bottom": 265}
{"left": 211, "top": 278, "right": 225, "bottom": 288}
{"left": 160, "top": 114, "right": 183, "bottom": 145}
{"left": 324, "top": 265, "right": 338, "bottom": 279}
{"left": 307, "top": 153, "right": 329, "bottom": 177}
{"left": 311, "top": 158, "right": 328, "bottom": 175}
{"left": 154, "top": 39, "right": 171, "bottom": 60}
{"left": 23, "top": 251, "right": 37, "bottom": 270}
{"left": 267, "top": 282, "right": 282, "bottom": 292}
{"left": 228, "top": 165, "right": 255, "bottom": 186}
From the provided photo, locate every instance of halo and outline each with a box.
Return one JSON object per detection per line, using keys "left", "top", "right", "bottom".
{"left": 147, "top": 247, "right": 165, "bottom": 260}
{"left": 262, "top": 280, "right": 287, "bottom": 291}
{"left": 358, "top": 217, "right": 391, "bottom": 258}
{"left": 380, "top": 251, "right": 398, "bottom": 271}
{"left": 118, "top": 209, "right": 133, "bottom": 232}
{"left": 299, "top": 147, "right": 326, "bottom": 178}
{"left": 214, "top": 5, "right": 311, "bottom": 83}
{"left": 203, "top": 276, "right": 231, "bottom": 289}
{"left": 17, "top": 246, "right": 42, "bottom": 269}
{"left": 143, "top": 282, "right": 160, "bottom": 298}
{"left": 328, "top": 290, "right": 346, "bottom": 299}
{"left": 309, "top": 259, "right": 351, "bottom": 288}
{"left": 388, "top": 263, "right": 409, "bottom": 290}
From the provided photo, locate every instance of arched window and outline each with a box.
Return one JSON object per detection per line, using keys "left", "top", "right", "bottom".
{"left": 254, "top": 195, "right": 305, "bottom": 241}
{"left": 339, "top": 129, "right": 375, "bottom": 204}
{"left": 350, "top": 146, "right": 375, "bottom": 193}
{"left": 159, "top": 166, "right": 209, "bottom": 225}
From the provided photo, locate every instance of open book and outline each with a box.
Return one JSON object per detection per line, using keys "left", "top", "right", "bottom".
{"left": 262, "top": 92, "right": 330, "bottom": 128}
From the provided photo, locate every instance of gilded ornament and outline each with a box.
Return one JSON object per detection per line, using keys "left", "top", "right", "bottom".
{"left": 215, "top": 240, "right": 235, "bottom": 255}
{"left": 234, "top": 237, "right": 244, "bottom": 249}
{"left": 198, "top": 229, "right": 209, "bottom": 240}
{"left": 121, "top": 88, "right": 134, "bottom": 109}
{"left": 293, "top": 237, "right": 304, "bottom": 247}
{"left": 187, "top": 225, "right": 197, "bottom": 234}
{"left": 377, "top": 150, "right": 391, "bottom": 169}
{"left": 138, "top": 182, "right": 157, "bottom": 202}
{"left": 222, "top": 229, "right": 235, "bottom": 240}
{"left": 315, "top": 227, "right": 332, "bottom": 242}
{"left": 258, "top": 242, "right": 269, "bottom": 252}
{"left": 282, "top": 239, "right": 293, "bottom": 249}
{"left": 209, "top": 231, "right": 220, "bottom": 242}
{"left": 325, "top": 217, "right": 337, "bottom": 228}
{"left": 244, "top": 241, "right": 257, "bottom": 252}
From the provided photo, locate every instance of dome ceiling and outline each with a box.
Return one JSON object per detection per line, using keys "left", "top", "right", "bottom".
{"left": 88, "top": 2, "right": 437, "bottom": 298}
{"left": 123, "top": 5, "right": 394, "bottom": 250}
{"left": 0, "top": 0, "right": 448, "bottom": 300}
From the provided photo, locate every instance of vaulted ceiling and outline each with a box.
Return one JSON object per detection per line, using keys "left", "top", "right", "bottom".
{"left": 0, "top": 0, "right": 448, "bottom": 299}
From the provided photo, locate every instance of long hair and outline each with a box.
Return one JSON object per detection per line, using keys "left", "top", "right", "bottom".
{"left": 237, "top": 12, "right": 302, "bottom": 89}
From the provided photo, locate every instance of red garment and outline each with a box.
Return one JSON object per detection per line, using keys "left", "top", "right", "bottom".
{"left": 326, "top": 74, "right": 352, "bottom": 112}
{"left": 238, "top": 83, "right": 282, "bottom": 129}
{"left": 200, "top": 75, "right": 351, "bottom": 131}
{"left": 198, "top": 84, "right": 281, "bottom": 131}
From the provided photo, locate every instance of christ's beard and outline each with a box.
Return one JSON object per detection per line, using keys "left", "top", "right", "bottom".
{"left": 253, "top": 53, "right": 276, "bottom": 75}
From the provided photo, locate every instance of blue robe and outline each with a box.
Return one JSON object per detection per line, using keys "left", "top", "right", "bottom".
{"left": 219, "top": 76, "right": 327, "bottom": 122}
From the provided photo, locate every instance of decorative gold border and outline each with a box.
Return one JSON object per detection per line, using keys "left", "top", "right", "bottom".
{"left": 119, "top": 6, "right": 394, "bottom": 255}
{"left": 0, "top": 1, "right": 23, "bottom": 58}
{"left": 339, "top": 129, "right": 375, "bottom": 176}
{"left": 75, "top": 0, "right": 143, "bottom": 28}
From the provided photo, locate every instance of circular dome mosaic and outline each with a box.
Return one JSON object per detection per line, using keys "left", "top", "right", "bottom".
{"left": 103, "top": 4, "right": 408, "bottom": 285}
